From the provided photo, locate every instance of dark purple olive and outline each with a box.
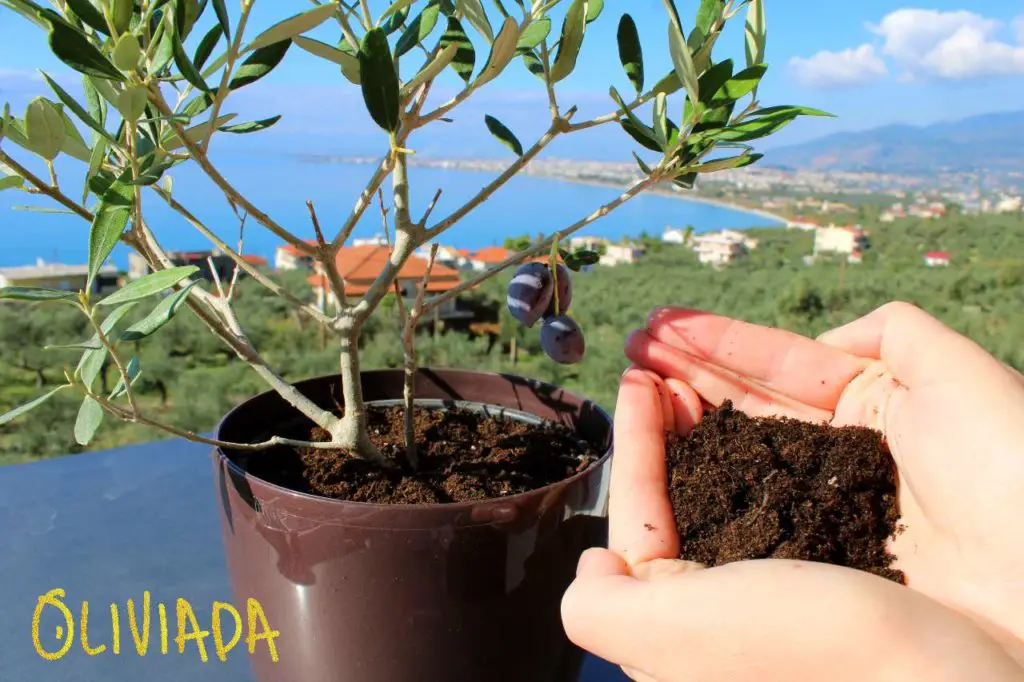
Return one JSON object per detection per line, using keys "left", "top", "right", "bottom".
{"left": 506, "top": 262, "right": 554, "bottom": 327}
{"left": 540, "top": 315, "right": 586, "bottom": 364}
{"left": 543, "top": 263, "right": 573, "bottom": 317}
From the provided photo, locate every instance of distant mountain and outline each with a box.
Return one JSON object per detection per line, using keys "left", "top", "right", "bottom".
{"left": 764, "top": 111, "right": 1024, "bottom": 174}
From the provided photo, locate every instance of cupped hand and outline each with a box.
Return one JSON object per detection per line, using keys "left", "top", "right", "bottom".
{"left": 560, "top": 302, "right": 1024, "bottom": 681}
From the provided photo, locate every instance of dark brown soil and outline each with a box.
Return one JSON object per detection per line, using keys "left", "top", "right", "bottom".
{"left": 666, "top": 401, "right": 904, "bottom": 583}
{"left": 246, "top": 406, "right": 602, "bottom": 504}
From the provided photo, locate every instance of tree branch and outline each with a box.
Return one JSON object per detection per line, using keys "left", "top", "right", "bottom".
{"left": 151, "top": 185, "right": 332, "bottom": 325}
{"left": 332, "top": 154, "right": 393, "bottom": 248}
{"left": 200, "top": 0, "right": 254, "bottom": 153}
{"left": 308, "top": 200, "right": 349, "bottom": 313}
{"left": 0, "top": 149, "right": 94, "bottom": 221}
{"left": 401, "top": 243, "right": 438, "bottom": 468}
{"left": 567, "top": 89, "right": 660, "bottom": 133}
{"left": 421, "top": 171, "right": 663, "bottom": 314}
{"left": 148, "top": 90, "right": 318, "bottom": 256}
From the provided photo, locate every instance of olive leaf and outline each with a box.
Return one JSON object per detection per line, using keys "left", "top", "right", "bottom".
{"left": 194, "top": 24, "right": 224, "bottom": 71}
{"left": 484, "top": 114, "right": 523, "bottom": 155}
{"left": 516, "top": 17, "right": 550, "bottom": 50}
{"left": 475, "top": 16, "right": 519, "bottom": 86}
{"left": 40, "top": 72, "right": 117, "bottom": 145}
{"left": 112, "top": 34, "right": 142, "bottom": 72}
{"left": 88, "top": 180, "right": 134, "bottom": 286}
{"left": 0, "top": 286, "right": 78, "bottom": 301}
{"left": 173, "top": 31, "right": 210, "bottom": 92}
{"left": 38, "top": 9, "right": 124, "bottom": 81}
{"left": 439, "top": 16, "right": 476, "bottom": 83}
{"left": 616, "top": 14, "right": 643, "bottom": 94}
{"left": 247, "top": 3, "right": 337, "bottom": 51}
{"left": 456, "top": 0, "right": 493, "bottom": 41}
{"left": 109, "top": 356, "right": 142, "bottom": 400}
{"left": 358, "top": 28, "right": 400, "bottom": 132}
{"left": 719, "top": 64, "right": 767, "bottom": 102}
{"left": 229, "top": 40, "right": 292, "bottom": 90}
{"left": 693, "top": 151, "right": 763, "bottom": 173}
{"left": 212, "top": 0, "right": 231, "bottom": 39}
{"left": 293, "top": 36, "right": 361, "bottom": 84}
{"left": 745, "top": 0, "right": 765, "bottom": 71}
{"left": 0, "top": 387, "right": 68, "bottom": 428}
{"left": 696, "top": 0, "right": 723, "bottom": 36}
{"left": 396, "top": 4, "right": 441, "bottom": 58}
{"left": 119, "top": 281, "right": 199, "bottom": 341}
{"left": 403, "top": 41, "right": 459, "bottom": 94}
{"left": 98, "top": 266, "right": 199, "bottom": 306}
{"left": 74, "top": 396, "right": 104, "bottom": 446}
{"left": 667, "top": 15, "right": 699, "bottom": 107}
{"left": 64, "top": 0, "right": 110, "bottom": 35}
{"left": 25, "top": 97, "right": 65, "bottom": 161}
{"left": 219, "top": 116, "right": 282, "bottom": 133}
{"left": 549, "top": 0, "right": 587, "bottom": 82}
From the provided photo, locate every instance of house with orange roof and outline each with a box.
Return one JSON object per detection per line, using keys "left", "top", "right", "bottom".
{"left": 274, "top": 241, "right": 318, "bottom": 271}
{"left": 468, "top": 246, "right": 513, "bottom": 271}
{"left": 307, "top": 244, "right": 471, "bottom": 321}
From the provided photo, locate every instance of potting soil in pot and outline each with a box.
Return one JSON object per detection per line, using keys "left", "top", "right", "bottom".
{"left": 666, "top": 401, "right": 904, "bottom": 584}
{"left": 247, "top": 406, "right": 602, "bottom": 504}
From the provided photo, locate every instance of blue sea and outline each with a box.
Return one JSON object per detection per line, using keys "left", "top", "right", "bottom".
{"left": 0, "top": 156, "right": 782, "bottom": 268}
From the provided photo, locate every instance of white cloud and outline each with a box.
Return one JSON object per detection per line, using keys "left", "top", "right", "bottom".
{"left": 869, "top": 9, "right": 1024, "bottom": 79}
{"left": 788, "top": 44, "right": 889, "bottom": 88}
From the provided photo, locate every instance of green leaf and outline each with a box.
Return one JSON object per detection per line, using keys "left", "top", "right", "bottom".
{"left": 0, "top": 0, "right": 48, "bottom": 28}
{"left": 694, "top": 151, "right": 763, "bottom": 173}
{"left": 40, "top": 71, "right": 116, "bottom": 145}
{"left": 64, "top": 0, "right": 110, "bottom": 35}
{"left": 212, "top": 0, "right": 230, "bottom": 40}
{"left": 97, "top": 266, "right": 198, "bottom": 306}
{"left": 404, "top": 41, "right": 459, "bottom": 94}
{"left": 82, "top": 75, "right": 104, "bottom": 125}
{"left": 162, "top": 114, "right": 236, "bottom": 150}
{"left": 0, "top": 286, "right": 78, "bottom": 301}
{"left": 296, "top": 36, "right": 361, "bottom": 84}
{"left": 713, "top": 116, "right": 794, "bottom": 142}
{"left": 518, "top": 47, "right": 545, "bottom": 79}
{"left": 116, "top": 85, "right": 149, "bottom": 123}
{"left": 484, "top": 114, "right": 522, "bottom": 155}
{"left": 616, "top": 14, "right": 643, "bottom": 94}
{"left": 719, "top": 64, "right": 766, "bottom": 102}
{"left": 610, "top": 86, "right": 660, "bottom": 152}
{"left": 632, "top": 151, "right": 653, "bottom": 175}
{"left": 585, "top": 0, "right": 603, "bottom": 23}
{"left": 86, "top": 75, "right": 119, "bottom": 109}
{"left": 76, "top": 347, "right": 107, "bottom": 390}
{"left": 84, "top": 136, "right": 107, "bottom": 202}
{"left": 379, "top": 0, "right": 418, "bottom": 22}
{"left": 130, "top": 154, "right": 178, "bottom": 185}
{"left": 88, "top": 180, "right": 133, "bottom": 285}
{"left": 173, "top": 30, "right": 210, "bottom": 91}
{"left": 667, "top": 16, "right": 699, "bottom": 107}
{"left": 109, "top": 356, "right": 141, "bottom": 399}
{"left": 119, "top": 281, "right": 198, "bottom": 341}
{"left": 173, "top": 0, "right": 202, "bottom": 40}
{"left": 193, "top": 23, "right": 224, "bottom": 72}
{"left": 653, "top": 92, "right": 668, "bottom": 147}
{"left": 25, "top": 97, "right": 65, "bottom": 161}
{"left": 112, "top": 34, "right": 142, "bottom": 72}
{"left": 248, "top": 3, "right": 337, "bottom": 51}
{"left": 0, "top": 175, "right": 24, "bottom": 191}
{"left": 651, "top": 70, "right": 681, "bottom": 97}
{"left": 357, "top": 28, "right": 400, "bottom": 133}
{"left": 180, "top": 92, "right": 214, "bottom": 119}
{"left": 744, "top": 0, "right": 765, "bottom": 71}
{"left": 396, "top": 4, "right": 442, "bottom": 58}
{"left": 456, "top": 0, "right": 493, "bottom": 41}
{"left": 750, "top": 105, "right": 834, "bottom": 119}
{"left": 228, "top": 39, "right": 291, "bottom": 90}
{"left": 439, "top": 16, "right": 476, "bottom": 83}
{"left": 517, "top": 17, "right": 550, "bottom": 49}
{"left": 0, "top": 386, "right": 67, "bottom": 427}
{"left": 149, "top": 14, "right": 175, "bottom": 74}
{"left": 382, "top": 4, "right": 411, "bottom": 34}
{"left": 58, "top": 108, "right": 91, "bottom": 161}
{"left": 695, "top": 0, "right": 722, "bottom": 36}
{"left": 110, "top": 0, "right": 133, "bottom": 34}
{"left": 475, "top": 16, "right": 519, "bottom": 85}
{"left": 218, "top": 115, "right": 281, "bottom": 133}
{"left": 549, "top": 0, "right": 586, "bottom": 82}
{"left": 697, "top": 59, "right": 733, "bottom": 106}
{"left": 38, "top": 9, "right": 125, "bottom": 81}
{"left": 74, "top": 396, "right": 104, "bottom": 446}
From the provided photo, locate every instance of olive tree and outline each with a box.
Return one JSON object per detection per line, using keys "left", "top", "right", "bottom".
{"left": 0, "top": 0, "right": 828, "bottom": 467}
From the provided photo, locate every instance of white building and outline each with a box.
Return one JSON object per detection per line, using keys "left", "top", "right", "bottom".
{"left": 813, "top": 224, "right": 869, "bottom": 256}
{"left": 924, "top": 251, "right": 951, "bottom": 267}
{"left": 690, "top": 230, "right": 758, "bottom": 267}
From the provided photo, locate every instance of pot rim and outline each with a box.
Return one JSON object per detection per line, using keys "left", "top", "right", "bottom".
{"left": 212, "top": 367, "right": 614, "bottom": 512}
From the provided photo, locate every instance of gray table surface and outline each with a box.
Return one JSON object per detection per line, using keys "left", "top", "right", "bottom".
{"left": 0, "top": 439, "right": 626, "bottom": 681}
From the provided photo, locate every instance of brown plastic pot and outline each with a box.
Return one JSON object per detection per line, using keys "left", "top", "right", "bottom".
{"left": 212, "top": 368, "right": 612, "bottom": 682}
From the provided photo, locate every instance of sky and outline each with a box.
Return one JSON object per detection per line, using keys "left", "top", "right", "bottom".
{"left": 1, "top": 0, "right": 1023, "bottom": 162}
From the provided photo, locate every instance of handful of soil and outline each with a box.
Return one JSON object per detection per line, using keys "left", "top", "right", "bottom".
{"left": 666, "top": 401, "right": 904, "bottom": 583}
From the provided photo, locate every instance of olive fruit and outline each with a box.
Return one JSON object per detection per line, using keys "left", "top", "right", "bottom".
{"left": 506, "top": 262, "right": 554, "bottom": 327}
{"left": 540, "top": 315, "right": 586, "bottom": 364}
{"left": 543, "top": 263, "right": 573, "bottom": 318}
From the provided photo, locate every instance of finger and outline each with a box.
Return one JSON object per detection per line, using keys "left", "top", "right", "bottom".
{"left": 626, "top": 330, "right": 832, "bottom": 423}
{"left": 562, "top": 560, "right": 1021, "bottom": 682}
{"left": 665, "top": 378, "right": 703, "bottom": 436}
{"left": 817, "top": 301, "right": 1015, "bottom": 390}
{"left": 640, "top": 368, "right": 677, "bottom": 433}
{"left": 610, "top": 369, "right": 680, "bottom": 564}
{"left": 647, "top": 307, "right": 870, "bottom": 411}
{"left": 576, "top": 547, "right": 630, "bottom": 578}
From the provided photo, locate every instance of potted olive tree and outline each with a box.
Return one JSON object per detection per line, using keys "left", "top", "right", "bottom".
{"left": 0, "top": 0, "right": 825, "bottom": 679}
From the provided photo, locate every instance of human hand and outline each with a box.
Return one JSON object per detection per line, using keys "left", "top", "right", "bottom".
{"left": 560, "top": 302, "right": 1024, "bottom": 681}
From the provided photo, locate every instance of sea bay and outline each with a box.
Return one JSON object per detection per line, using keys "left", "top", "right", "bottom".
{"left": 0, "top": 156, "right": 783, "bottom": 268}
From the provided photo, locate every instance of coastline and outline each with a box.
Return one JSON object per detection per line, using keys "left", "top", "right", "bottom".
{"left": 532, "top": 173, "right": 789, "bottom": 227}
